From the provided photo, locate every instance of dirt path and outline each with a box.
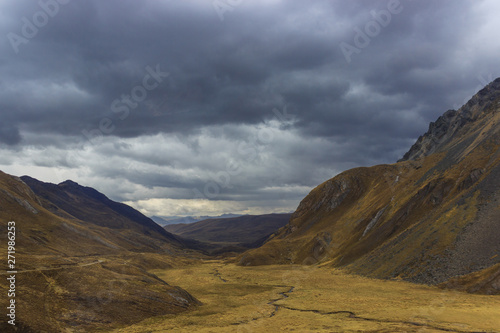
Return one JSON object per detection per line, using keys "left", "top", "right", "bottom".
{"left": 1, "top": 259, "right": 104, "bottom": 274}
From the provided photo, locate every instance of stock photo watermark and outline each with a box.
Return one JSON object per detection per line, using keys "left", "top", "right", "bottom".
{"left": 7, "top": 0, "right": 72, "bottom": 54}
{"left": 48, "top": 64, "right": 169, "bottom": 184}
{"left": 339, "top": 0, "right": 404, "bottom": 64}
{"left": 6, "top": 221, "right": 17, "bottom": 326}
{"left": 213, "top": 0, "right": 244, "bottom": 21}
{"left": 81, "top": 64, "right": 169, "bottom": 145}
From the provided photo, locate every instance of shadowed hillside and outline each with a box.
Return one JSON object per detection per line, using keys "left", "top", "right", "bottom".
{"left": 165, "top": 213, "right": 291, "bottom": 244}
{"left": 239, "top": 78, "right": 500, "bottom": 294}
{"left": 0, "top": 172, "right": 201, "bottom": 332}
{"left": 21, "top": 176, "right": 186, "bottom": 252}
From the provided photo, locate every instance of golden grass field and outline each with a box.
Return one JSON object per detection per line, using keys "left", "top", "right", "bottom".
{"left": 112, "top": 260, "right": 500, "bottom": 333}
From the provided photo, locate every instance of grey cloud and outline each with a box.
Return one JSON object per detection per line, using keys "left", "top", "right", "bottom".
{"left": 0, "top": 125, "right": 21, "bottom": 145}
{"left": 1, "top": 0, "right": 500, "bottom": 215}
{"left": 2, "top": 0, "right": 495, "bottom": 144}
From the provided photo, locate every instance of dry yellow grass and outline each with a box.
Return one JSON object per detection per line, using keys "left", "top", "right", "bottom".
{"left": 112, "top": 261, "right": 500, "bottom": 332}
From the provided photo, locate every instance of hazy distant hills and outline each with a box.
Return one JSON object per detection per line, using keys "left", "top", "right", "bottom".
{"left": 0, "top": 172, "right": 201, "bottom": 332}
{"left": 164, "top": 213, "right": 292, "bottom": 247}
{"left": 152, "top": 213, "right": 243, "bottom": 226}
{"left": 240, "top": 78, "right": 500, "bottom": 294}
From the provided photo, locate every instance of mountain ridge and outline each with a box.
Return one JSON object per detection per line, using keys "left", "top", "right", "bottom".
{"left": 152, "top": 213, "right": 244, "bottom": 226}
{"left": 239, "top": 78, "right": 500, "bottom": 294}
{"left": 20, "top": 175, "right": 187, "bottom": 252}
{"left": 400, "top": 77, "right": 500, "bottom": 161}
{"left": 0, "top": 171, "right": 202, "bottom": 332}
{"left": 164, "top": 213, "right": 292, "bottom": 253}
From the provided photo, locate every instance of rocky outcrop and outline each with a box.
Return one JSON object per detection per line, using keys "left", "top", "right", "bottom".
{"left": 292, "top": 176, "right": 354, "bottom": 219}
{"left": 399, "top": 77, "right": 500, "bottom": 161}
{"left": 361, "top": 207, "right": 386, "bottom": 237}
{"left": 439, "top": 263, "right": 500, "bottom": 295}
{"left": 0, "top": 188, "right": 39, "bottom": 214}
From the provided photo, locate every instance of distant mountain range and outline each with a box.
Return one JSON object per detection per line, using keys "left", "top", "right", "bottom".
{"left": 164, "top": 213, "right": 292, "bottom": 252}
{"left": 240, "top": 78, "right": 500, "bottom": 294}
{"left": 151, "top": 213, "right": 243, "bottom": 226}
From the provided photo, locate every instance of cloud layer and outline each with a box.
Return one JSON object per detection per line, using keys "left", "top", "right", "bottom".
{"left": 1, "top": 0, "right": 499, "bottom": 216}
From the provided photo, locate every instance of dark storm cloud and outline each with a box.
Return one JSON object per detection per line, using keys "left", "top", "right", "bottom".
{"left": 1, "top": 0, "right": 499, "bottom": 214}
{"left": 0, "top": 124, "right": 21, "bottom": 145}
{"left": 2, "top": 0, "right": 497, "bottom": 144}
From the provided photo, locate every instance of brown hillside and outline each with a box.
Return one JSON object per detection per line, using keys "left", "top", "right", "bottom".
{"left": 20, "top": 176, "right": 186, "bottom": 253}
{"left": 239, "top": 78, "right": 500, "bottom": 292}
{"left": 0, "top": 171, "right": 200, "bottom": 332}
{"left": 164, "top": 213, "right": 291, "bottom": 245}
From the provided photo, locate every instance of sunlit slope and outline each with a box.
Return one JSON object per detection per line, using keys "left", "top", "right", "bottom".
{"left": 239, "top": 79, "right": 500, "bottom": 291}
{"left": 114, "top": 262, "right": 500, "bottom": 333}
{"left": 0, "top": 171, "right": 125, "bottom": 259}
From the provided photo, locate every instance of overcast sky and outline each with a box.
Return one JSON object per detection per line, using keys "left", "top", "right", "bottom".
{"left": 1, "top": 0, "right": 499, "bottom": 217}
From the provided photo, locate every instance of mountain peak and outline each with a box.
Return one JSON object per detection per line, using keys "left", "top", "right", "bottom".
{"left": 399, "top": 77, "right": 500, "bottom": 162}
{"left": 59, "top": 179, "right": 80, "bottom": 187}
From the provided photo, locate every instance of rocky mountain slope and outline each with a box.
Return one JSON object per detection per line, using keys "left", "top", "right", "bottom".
{"left": 239, "top": 78, "right": 500, "bottom": 294}
{"left": 0, "top": 172, "right": 201, "bottom": 332}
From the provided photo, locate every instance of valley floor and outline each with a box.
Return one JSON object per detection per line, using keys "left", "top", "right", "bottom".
{"left": 112, "top": 261, "right": 500, "bottom": 333}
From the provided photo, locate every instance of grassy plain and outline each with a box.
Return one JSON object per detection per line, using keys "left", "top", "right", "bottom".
{"left": 113, "top": 260, "right": 500, "bottom": 332}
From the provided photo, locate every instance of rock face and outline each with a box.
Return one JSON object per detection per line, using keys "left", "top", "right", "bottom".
{"left": 400, "top": 78, "right": 500, "bottom": 161}
{"left": 439, "top": 263, "right": 500, "bottom": 295}
{"left": 239, "top": 78, "right": 500, "bottom": 294}
{"left": 399, "top": 109, "right": 458, "bottom": 161}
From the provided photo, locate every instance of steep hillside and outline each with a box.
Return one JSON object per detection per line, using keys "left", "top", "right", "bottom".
{"left": 1, "top": 172, "right": 126, "bottom": 260}
{"left": 239, "top": 78, "right": 500, "bottom": 293}
{"left": 165, "top": 213, "right": 291, "bottom": 246}
{"left": 0, "top": 172, "right": 201, "bottom": 332}
{"left": 21, "top": 176, "right": 185, "bottom": 252}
